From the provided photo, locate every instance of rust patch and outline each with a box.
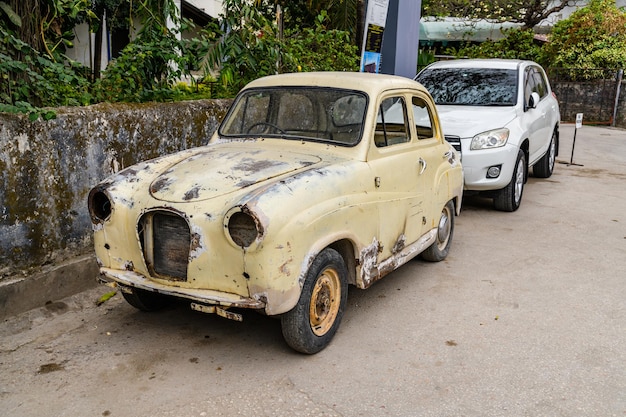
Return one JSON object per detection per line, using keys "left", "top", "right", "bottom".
{"left": 183, "top": 186, "right": 200, "bottom": 201}
{"left": 116, "top": 167, "right": 141, "bottom": 179}
{"left": 150, "top": 176, "right": 173, "bottom": 193}
{"left": 279, "top": 257, "right": 293, "bottom": 276}
{"left": 392, "top": 234, "right": 406, "bottom": 254}
{"left": 360, "top": 238, "right": 380, "bottom": 288}
{"left": 190, "top": 232, "right": 201, "bottom": 251}
{"left": 241, "top": 205, "right": 265, "bottom": 238}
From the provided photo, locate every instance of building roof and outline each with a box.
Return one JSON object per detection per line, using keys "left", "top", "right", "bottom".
{"left": 182, "top": 0, "right": 216, "bottom": 26}
{"left": 420, "top": 17, "right": 523, "bottom": 43}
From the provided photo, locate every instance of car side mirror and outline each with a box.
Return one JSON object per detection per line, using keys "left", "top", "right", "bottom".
{"left": 527, "top": 92, "right": 540, "bottom": 110}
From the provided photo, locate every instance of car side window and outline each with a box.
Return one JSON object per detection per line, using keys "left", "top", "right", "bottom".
{"left": 375, "top": 96, "right": 409, "bottom": 147}
{"left": 412, "top": 96, "right": 434, "bottom": 140}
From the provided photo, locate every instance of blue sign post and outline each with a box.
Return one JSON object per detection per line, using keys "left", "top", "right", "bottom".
{"left": 360, "top": 0, "right": 390, "bottom": 74}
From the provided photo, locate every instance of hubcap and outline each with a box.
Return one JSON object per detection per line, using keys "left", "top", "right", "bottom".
{"left": 437, "top": 207, "right": 451, "bottom": 249}
{"left": 309, "top": 268, "right": 341, "bottom": 336}
{"left": 548, "top": 137, "right": 556, "bottom": 172}
{"left": 514, "top": 158, "right": 525, "bottom": 204}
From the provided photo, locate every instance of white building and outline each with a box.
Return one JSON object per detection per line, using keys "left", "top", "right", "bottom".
{"left": 66, "top": 0, "right": 220, "bottom": 74}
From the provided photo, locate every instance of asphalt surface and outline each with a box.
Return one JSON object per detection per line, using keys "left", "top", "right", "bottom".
{"left": 1, "top": 123, "right": 624, "bottom": 417}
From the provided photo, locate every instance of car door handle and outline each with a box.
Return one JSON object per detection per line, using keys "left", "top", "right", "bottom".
{"left": 418, "top": 157, "right": 427, "bottom": 174}
{"left": 443, "top": 150, "right": 456, "bottom": 164}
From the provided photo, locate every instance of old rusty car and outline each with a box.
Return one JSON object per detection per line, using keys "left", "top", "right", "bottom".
{"left": 88, "top": 72, "right": 463, "bottom": 354}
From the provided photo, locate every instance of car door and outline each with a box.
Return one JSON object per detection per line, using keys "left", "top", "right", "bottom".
{"left": 366, "top": 94, "right": 425, "bottom": 261}
{"left": 408, "top": 94, "right": 447, "bottom": 242}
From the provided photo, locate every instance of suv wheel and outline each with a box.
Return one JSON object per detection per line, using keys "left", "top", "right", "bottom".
{"left": 533, "top": 130, "right": 557, "bottom": 178}
{"left": 494, "top": 150, "right": 526, "bottom": 212}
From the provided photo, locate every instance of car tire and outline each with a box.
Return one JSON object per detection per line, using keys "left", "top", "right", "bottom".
{"left": 122, "top": 288, "right": 171, "bottom": 311}
{"left": 494, "top": 149, "right": 526, "bottom": 212}
{"left": 421, "top": 200, "right": 455, "bottom": 262}
{"left": 533, "top": 130, "right": 557, "bottom": 178}
{"left": 281, "top": 248, "right": 348, "bottom": 354}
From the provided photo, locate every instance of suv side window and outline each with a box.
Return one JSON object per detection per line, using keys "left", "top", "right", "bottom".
{"left": 524, "top": 68, "right": 537, "bottom": 105}
{"left": 412, "top": 96, "right": 434, "bottom": 140}
{"left": 375, "top": 96, "right": 409, "bottom": 147}
{"left": 525, "top": 67, "right": 549, "bottom": 102}
{"left": 531, "top": 68, "right": 549, "bottom": 98}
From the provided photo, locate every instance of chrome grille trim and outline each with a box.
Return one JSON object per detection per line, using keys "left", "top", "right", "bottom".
{"left": 445, "top": 135, "right": 462, "bottom": 154}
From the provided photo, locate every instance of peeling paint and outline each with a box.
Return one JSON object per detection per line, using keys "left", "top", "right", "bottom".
{"left": 189, "top": 225, "right": 206, "bottom": 259}
{"left": 359, "top": 237, "right": 380, "bottom": 288}
{"left": 392, "top": 234, "right": 406, "bottom": 254}
{"left": 359, "top": 230, "right": 438, "bottom": 289}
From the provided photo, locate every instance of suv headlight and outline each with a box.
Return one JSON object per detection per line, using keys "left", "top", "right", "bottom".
{"left": 470, "top": 128, "right": 509, "bottom": 150}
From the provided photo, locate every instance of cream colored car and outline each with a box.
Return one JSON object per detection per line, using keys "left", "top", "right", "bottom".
{"left": 88, "top": 72, "right": 463, "bottom": 354}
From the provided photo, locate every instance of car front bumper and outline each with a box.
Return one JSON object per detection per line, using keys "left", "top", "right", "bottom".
{"left": 99, "top": 267, "right": 266, "bottom": 310}
{"left": 459, "top": 141, "right": 520, "bottom": 191}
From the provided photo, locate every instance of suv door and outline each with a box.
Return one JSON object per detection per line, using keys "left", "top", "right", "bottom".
{"left": 524, "top": 66, "right": 552, "bottom": 164}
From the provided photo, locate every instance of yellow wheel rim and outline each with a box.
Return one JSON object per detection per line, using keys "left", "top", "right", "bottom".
{"left": 309, "top": 267, "right": 341, "bottom": 336}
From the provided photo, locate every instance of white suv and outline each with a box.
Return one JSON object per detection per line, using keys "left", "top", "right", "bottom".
{"left": 416, "top": 59, "right": 560, "bottom": 211}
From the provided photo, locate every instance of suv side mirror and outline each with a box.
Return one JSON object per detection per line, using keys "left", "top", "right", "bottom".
{"left": 527, "top": 92, "right": 540, "bottom": 110}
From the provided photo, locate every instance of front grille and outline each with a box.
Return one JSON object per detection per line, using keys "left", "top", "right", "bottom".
{"left": 445, "top": 135, "right": 462, "bottom": 154}
{"left": 140, "top": 211, "right": 190, "bottom": 281}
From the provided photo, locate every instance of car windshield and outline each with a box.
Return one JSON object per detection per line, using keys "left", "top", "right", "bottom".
{"left": 219, "top": 87, "right": 368, "bottom": 146}
{"left": 417, "top": 67, "right": 518, "bottom": 106}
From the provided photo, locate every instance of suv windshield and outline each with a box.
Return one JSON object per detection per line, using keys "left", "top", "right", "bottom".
{"left": 417, "top": 67, "right": 518, "bottom": 106}
{"left": 219, "top": 87, "right": 368, "bottom": 146}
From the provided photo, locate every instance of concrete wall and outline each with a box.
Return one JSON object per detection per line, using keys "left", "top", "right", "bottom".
{"left": 550, "top": 77, "right": 626, "bottom": 127}
{"left": 0, "top": 100, "right": 231, "bottom": 285}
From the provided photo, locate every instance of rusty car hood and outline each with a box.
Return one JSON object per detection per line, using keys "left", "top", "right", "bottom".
{"left": 148, "top": 145, "right": 322, "bottom": 203}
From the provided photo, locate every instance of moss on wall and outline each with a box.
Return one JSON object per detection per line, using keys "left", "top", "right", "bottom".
{"left": 0, "top": 99, "right": 232, "bottom": 280}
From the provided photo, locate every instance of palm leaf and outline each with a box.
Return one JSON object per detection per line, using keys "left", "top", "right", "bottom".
{"left": 0, "top": 1, "right": 22, "bottom": 27}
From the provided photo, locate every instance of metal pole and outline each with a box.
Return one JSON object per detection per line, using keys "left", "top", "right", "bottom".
{"left": 570, "top": 128, "right": 577, "bottom": 165}
{"left": 611, "top": 69, "right": 623, "bottom": 127}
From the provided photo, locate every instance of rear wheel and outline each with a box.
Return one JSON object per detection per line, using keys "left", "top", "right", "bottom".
{"left": 122, "top": 287, "right": 171, "bottom": 311}
{"left": 281, "top": 248, "right": 348, "bottom": 354}
{"left": 421, "top": 200, "right": 455, "bottom": 262}
{"left": 494, "top": 150, "right": 526, "bottom": 212}
{"left": 533, "top": 130, "right": 557, "bottom": 178}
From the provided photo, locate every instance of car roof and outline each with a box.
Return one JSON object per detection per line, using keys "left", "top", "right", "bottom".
{"left": 243, "top": 71, "right": 430, "bottom": 96}
{"left": 422, "top": 58, "right": 535, "bottom": 71}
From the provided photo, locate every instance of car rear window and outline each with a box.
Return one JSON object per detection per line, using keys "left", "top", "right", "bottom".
{"left": 416, "top": 67, "right": 518, "bottom": 106}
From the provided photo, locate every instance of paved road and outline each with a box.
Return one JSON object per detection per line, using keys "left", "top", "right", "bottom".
{"left": 1, "top": 124, "right": 625, "bottom": 417}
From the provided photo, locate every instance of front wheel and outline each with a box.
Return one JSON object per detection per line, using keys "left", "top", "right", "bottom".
{"left": 281, "top": 248, "right": 348, "bottom": 354}
{"left": 494, "top": 150, "right": 526, "bottom": 212}
{"left": 533, "top": 130, "right": 557, "bottom": 178}
{"left": 421, "top": 200, "right": 455, "bottom": 262}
